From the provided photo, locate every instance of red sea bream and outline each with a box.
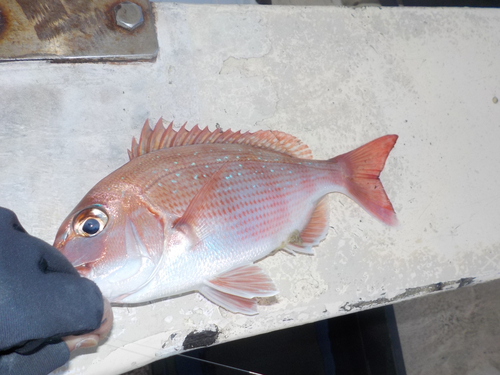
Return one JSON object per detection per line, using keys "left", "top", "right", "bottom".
{"left": 54, "top": 119, "right": 398, "bottom": 315}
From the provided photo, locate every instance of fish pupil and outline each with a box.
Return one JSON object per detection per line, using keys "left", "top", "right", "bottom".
{"left": 82, "top": 218, "right": 100, "bottom": 235}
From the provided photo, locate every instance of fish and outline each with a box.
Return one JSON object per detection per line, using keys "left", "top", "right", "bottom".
{"left": 54, "top": 119, "right": 398, "bottom": 315}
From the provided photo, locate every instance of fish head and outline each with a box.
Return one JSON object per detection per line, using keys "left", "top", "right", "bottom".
{"left": 54, "top": 188, "right": 165, "bottom": 302}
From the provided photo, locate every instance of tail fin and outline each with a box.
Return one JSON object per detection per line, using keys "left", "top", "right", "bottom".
{"left": 332, "top": 135, "right": 398, "bottom": 226}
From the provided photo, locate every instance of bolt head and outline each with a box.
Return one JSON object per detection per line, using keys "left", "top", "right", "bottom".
{"left": 114, "top": 2, "right": 144, "bottom": 31}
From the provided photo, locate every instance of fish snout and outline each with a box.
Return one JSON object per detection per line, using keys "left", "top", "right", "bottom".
{"left": 53, "top": 225, "right": 71, "bottom": 250}
{"left": 54, "top": 229, "right": 106, "bottom": 270}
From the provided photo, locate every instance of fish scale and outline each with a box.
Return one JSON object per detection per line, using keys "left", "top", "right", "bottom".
{"left": 54, "top": 119, "right": 398, "bottom": 315}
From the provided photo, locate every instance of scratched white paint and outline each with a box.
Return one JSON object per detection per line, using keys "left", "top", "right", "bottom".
{"left": 0, "top": 4, "right": 499, "bottom": 375}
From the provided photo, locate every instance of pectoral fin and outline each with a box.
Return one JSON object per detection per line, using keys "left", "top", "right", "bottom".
{"left": 172, "top": 163, "right": 230, "bottom": 246}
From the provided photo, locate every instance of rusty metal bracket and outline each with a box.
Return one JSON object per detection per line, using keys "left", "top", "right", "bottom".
{"left": 0, "top": 0, "right": 158, "bottom": 62}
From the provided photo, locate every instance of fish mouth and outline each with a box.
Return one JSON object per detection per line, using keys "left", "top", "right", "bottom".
{"left": 75, "top": 264, "right": 93, "bottom": 277}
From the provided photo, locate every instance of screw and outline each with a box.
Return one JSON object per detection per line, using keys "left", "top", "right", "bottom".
{"left": 114, "top": 2, "right": 144, "bottom": 31}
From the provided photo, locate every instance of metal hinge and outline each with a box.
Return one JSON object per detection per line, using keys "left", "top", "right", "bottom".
{"left": 0, "top": 0, "right": 158, "bottom": 62}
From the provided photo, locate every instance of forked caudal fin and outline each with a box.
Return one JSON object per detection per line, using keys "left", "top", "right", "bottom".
{"left": 332, "top": 135, "right": 398, "bottom": 226}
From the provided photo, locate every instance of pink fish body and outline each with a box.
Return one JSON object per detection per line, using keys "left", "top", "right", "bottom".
{"left": 54, "top": 119, "right": 398, "bottom": 314}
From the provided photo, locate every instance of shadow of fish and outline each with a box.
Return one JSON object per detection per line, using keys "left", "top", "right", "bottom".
{"left": 54, "top": 119, "right": 398, "bottom": 315}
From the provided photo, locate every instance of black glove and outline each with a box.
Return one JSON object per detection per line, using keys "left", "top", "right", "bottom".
{"left": 0, "top": 207, "right": 104, "bottom": 375}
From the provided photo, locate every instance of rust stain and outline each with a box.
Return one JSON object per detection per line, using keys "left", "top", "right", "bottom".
{"left": 339, "top": 277, "right": 476, "bottom": 312}
{"left": 0, "top": 5, "right": 8, "bottom": 40}
{"left": 1, "top": 0, "right": 157, "bottom": 62}
{"left": 15, "top": 0, "right": 112, "bottom": 42}
{"left": 15, "top": 0, "right": 68, "bottom": 22}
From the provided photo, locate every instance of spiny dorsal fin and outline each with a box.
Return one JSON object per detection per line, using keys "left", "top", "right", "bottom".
{"left": 128, "top": 118, "right": 313, "bottom": 161}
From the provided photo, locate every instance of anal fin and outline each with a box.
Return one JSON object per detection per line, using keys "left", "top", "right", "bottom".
{"left": 285, "top": 196, "right": 330, "bottom": 255}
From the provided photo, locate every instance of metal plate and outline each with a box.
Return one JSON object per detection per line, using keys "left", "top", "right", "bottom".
{"left": 0, "top": 0, "right": 158, "bottom": 62}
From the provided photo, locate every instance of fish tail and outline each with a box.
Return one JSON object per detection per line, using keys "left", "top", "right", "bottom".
{"left": 331, "top": 135, "right": 398, "bottom": 226}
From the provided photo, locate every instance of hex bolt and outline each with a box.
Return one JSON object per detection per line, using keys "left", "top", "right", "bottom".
{"left": 114, "top": 2, "right": 144, "bottom": 31}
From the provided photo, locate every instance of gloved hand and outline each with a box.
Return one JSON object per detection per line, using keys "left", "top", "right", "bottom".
{"left": 0, "top": 207, "right": 113, "bottom": 375}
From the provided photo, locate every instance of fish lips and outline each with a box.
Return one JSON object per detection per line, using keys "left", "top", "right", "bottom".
{"left": 75, "top": 263, "right": 94, "bottom": 277}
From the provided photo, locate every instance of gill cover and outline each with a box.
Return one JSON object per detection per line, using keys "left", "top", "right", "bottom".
{"left": 103, "top": 205, "right": 165, "bottom": 302}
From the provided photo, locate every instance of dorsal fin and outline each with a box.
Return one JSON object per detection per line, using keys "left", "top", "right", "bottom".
{"left": 127, "top": 118, "right": 313, "bottom": 161}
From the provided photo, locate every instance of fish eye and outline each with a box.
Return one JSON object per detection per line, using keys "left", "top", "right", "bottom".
{"left": 82, "top": 218, "right": 100, "bottom": 235}
{"left": 73, "top": 207, "right": 108, "bottom": 237}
